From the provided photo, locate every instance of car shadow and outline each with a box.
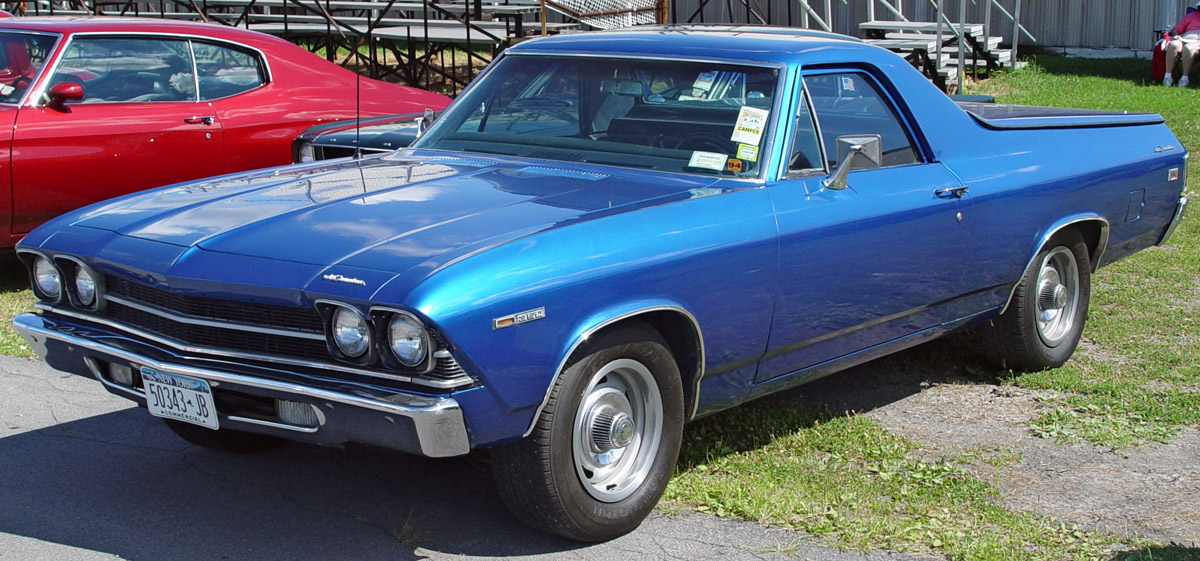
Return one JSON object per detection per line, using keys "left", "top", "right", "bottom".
{"left": 676, "top": 335, "right": 1003, "bottom": 466}
{"left": 1114, "top": 544, "right": 1200, "bottom": 560}
{"left": 0, "top": 407, "right": 587, "bottom": 560}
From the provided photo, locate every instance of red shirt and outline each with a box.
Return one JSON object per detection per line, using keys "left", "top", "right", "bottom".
{"left": 1172, "top": 11, "right": 1200, "bottom": 35}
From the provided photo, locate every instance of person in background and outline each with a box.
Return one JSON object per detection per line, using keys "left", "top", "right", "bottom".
{"left": 1165, "top": 1, "right": 1200, "bottom": 87}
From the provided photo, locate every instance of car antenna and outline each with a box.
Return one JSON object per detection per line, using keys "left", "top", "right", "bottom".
{"left": 354, "top": 73, "right": 362, "bottom": 160}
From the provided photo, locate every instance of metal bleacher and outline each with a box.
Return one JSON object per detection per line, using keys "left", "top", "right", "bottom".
{"left": 16, "top": 0, "right": 592, "bottom": 93}
{"left": 855, "top": 0, "right": 1032, "bottom": 91}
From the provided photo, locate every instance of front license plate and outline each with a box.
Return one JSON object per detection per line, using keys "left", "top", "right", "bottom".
{"left": 141, "top": 368, "right": 218, "bottom": 430}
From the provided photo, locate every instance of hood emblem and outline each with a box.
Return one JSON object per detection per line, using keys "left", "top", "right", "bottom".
{"left": 493, "top": 307, "right": 546, "bottom": 330}
{"left": 322, "top": 274, "right": 367, "bottom": 286}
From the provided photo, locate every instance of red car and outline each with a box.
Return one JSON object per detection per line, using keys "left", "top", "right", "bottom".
{"left": 0, "top": 17, "right": 450, "bottom": 247}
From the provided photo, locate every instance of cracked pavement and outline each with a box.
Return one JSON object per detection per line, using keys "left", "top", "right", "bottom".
{"left": 0, "top": 355, "right": 934, "bottom": 561}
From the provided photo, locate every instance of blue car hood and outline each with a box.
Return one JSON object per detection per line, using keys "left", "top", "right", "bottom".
{"left": 66, "top": 150, "right": 720, "bottom": 276}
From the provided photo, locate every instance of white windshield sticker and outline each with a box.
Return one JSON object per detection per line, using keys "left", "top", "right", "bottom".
{"left": 688, "top": 151, "right": 728, "bottom": 171}
{"left": 731, "top": 106, "right": 769, "bottom": 145}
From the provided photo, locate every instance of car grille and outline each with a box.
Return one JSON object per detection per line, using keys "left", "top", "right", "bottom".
{"left": 98, "top": 275, "right": 471, "bottom": 388}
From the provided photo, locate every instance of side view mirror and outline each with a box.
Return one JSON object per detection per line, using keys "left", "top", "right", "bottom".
{"left": 823, "top": 135, "right": 882, "bottom": 191}
{"left": 46, "top": 81, "right": 83, "bottom": 112}
{"left": 416, "top": 107, "right": 436, "bottom": 137}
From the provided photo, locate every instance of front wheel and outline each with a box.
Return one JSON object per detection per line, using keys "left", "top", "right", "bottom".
{"left": 980, "top": 230, "right": 1092, "bottom": 371}
{"left": 491, "top": 325, "right": 684, "bottom": 542}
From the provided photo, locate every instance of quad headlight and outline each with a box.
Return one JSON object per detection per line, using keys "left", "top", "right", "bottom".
{"left": 74, "top": 266, "right": 97, "bottom": 307}
{"left": 33, "top": 256, "right": 61, "bottom": 300}
{"left": 331, "top": 307, "right": 371, "bottom": 358}
{"left": 388, "top": 313, "right": 429, "bottom": 367}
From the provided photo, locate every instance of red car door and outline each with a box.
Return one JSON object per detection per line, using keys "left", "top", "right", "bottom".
{"left": 9, "top": 35, "right": 224, "bottom": 236}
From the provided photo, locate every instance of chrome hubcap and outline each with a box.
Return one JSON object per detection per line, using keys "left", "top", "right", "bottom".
{"left": 573, "top": 358, "right": 663, "bottom": 503}
{"left": 1034, "top": 247, "right": 1080, "bottom": 347}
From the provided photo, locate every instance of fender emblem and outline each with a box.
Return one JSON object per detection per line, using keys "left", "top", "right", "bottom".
{"left": 1155, "top": 145, "right": 1176, "bottom": 153}
{"left": 322, "top": 274, "right": 367, "bottom": 286}
{"left": 493, "top": 307, "right": 546, "bottom": 330}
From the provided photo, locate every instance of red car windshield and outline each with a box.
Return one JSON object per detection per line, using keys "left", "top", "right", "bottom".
{"left": 0, "top": 31, "right": 58, "bottom": 105}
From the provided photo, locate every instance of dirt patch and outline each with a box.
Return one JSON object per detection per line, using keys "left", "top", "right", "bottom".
{"left": 765, "top": 341, "right": 1200, "bottom": 547}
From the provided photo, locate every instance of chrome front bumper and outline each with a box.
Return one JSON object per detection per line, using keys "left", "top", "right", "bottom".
{"left": 1158, "top": 196, "right": 1189, "bottom": 246}
{"left": 12, "top": 312, "right": 471, "bottom": 457}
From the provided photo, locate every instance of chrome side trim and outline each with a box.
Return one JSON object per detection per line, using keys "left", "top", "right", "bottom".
{"left": 35, "top": 304, "right": 472, "bottom": 390}
{"left": 1000, "top": 216, "right": 1110, "bottom": 316}
{"left": 226, "top": 415, "right": 320, "bottom": 434}
{"left": 106, "top": 294, "right": 326, "bottom": 340}
{"left": 523, "top": 305, "right": 706, "bottom": 438}
{"left": 1157, "top": 196, "right": 1189, "bottom": 246}
{"left": 14, "top": 313, "right": 469, "bottom": 457}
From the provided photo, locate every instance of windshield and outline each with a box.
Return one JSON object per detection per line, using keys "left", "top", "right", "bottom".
{"left": 0, "top": 31, "right": 59, "bottom": 105}
{"left": 415, "top": 55, "right": 780, "bottom": 178}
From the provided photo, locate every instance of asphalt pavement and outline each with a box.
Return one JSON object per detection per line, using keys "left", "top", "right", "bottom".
{"left": 0, "top": 354, "right": 931, "bottom": 561}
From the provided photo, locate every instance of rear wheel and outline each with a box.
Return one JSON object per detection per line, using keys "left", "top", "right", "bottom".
{"left": 981, "top": 230, "right": 1091, "bottom": 371}
{"left": 491, "top": 325, "right": 684, "bottom": 542}
{"left": 164, "top": 419, "right": 286, "bottom": 454}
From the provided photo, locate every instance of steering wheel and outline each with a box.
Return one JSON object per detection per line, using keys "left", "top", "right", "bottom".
{"left": 675, "top": 133, "right": 736, "bottom": 155}
{"left": 12, "top": 76, "right": 32, "bottom": 91}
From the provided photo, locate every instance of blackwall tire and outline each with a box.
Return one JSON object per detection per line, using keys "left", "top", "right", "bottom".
{"left": 982, "top": 230, "right": 1092, "bottom": 371}
{"left": 491, "top": 325, "right": 685, "bottom": 542}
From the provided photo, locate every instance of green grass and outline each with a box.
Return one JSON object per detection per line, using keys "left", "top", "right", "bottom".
{"left": 0, "top": 254, "right": 36, "bottom": 359}
{"left": 666, "top": 409, "right": 1129, "bottom": 560}
{"left": 970, "top": 56, "right": 1200, "bottom": 449}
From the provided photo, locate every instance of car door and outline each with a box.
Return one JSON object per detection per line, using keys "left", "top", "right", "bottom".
{"left": 10, "top": 35, "right": 223, "bottom": 235}
{"left": 192, "top": 39, "right": 295, "bottom": 173}
{"left": 755, "top": 69, "right": 971, "bottom": 383}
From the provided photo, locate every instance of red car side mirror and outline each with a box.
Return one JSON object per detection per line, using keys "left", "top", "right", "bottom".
{"left": 46, "top": 81, "right": 83, "bottom": 111}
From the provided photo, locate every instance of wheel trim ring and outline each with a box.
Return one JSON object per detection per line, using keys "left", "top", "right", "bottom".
{"left": 1035, "top": 246, "right": 1080, "bottom": 347}
{"left": 571, "top": 358, "right": 663, "bottom": 503}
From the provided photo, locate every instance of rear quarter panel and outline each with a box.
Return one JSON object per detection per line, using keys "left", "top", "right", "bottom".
{"left": 945, "top": 121, "right": 1185, "bottom": 308}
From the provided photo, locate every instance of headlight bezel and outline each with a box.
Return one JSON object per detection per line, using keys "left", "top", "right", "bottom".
{"left": 20, "top": 250, "right": 64, "bottom": 304}
{"left": 380, "top": 309, "right": 431, "bottom": 369}
{"left": 328, "top": 304, "right": 372, "bottom": 360}
{"left": 58, "top": 255, "right": 105, "bottom": 311}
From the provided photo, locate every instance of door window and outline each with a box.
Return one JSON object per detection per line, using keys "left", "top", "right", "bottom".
{"left": 192, "top": 41, "right": 266, "bottom": 100}
{"left": 803, "top": 72, "right": 920, "bottom": 168}
{"left": 50, "top": 37, "right": 194, "bottom": 103}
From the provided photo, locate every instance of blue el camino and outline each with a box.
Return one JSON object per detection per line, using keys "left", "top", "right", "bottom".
{"left": 12, "top": 26, "right": 1189, "bottom": 541}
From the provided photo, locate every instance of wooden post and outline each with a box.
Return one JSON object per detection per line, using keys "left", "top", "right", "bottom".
{"left": 541, "top": 0, "right": 547, "bottom": 36}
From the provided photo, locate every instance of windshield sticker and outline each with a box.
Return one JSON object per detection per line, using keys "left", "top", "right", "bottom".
{"left": 731, "top": 106, "right": 769, "bottom": 145}
{"left": 725, "top": 158, "right": 744, "bottom": 173}
{"left": 693, "top": 71, "right": 717, "bottom": 93}
{"left": 736, "top": 143, "right": 759, "bottom": 162}
{"left": 688, "top": 151, "right": 728, "bottom": 171}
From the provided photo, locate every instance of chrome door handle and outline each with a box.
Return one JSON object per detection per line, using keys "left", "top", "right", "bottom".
{"left": 184, "top": 116, "right": 214, "bottom": 125}
{"left": 935, "top": 186, "right": 969, "bottom": 199}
